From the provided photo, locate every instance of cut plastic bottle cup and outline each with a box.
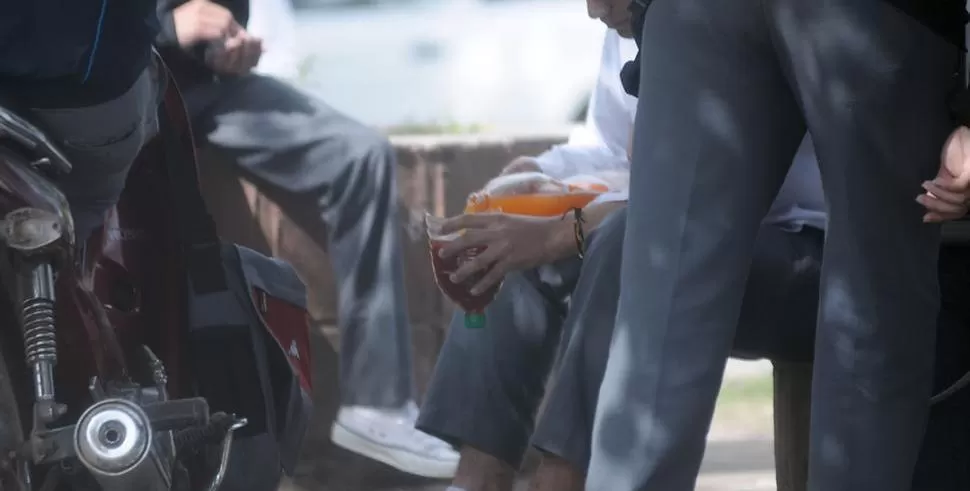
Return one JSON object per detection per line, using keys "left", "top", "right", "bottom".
{"left": 425, "top": 213, "right": 444, "bottom": 240}
{"left": 424, "top": 213, "right": 485, "bottom": 329}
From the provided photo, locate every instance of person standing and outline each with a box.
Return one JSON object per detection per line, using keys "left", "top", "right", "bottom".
{"left": 582, "top": 1, "right": 970, "bottom": 490}
{"left": 156, "top": 0, "right": 459, "bottom": 480}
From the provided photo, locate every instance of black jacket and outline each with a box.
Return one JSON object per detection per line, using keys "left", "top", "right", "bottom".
{"left": 0, "top": 0, "right": 159, "bottom": 108}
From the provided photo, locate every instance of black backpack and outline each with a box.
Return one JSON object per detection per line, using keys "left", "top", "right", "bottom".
{"left": 156, "top": 64, "right": 313, "bottom": 486}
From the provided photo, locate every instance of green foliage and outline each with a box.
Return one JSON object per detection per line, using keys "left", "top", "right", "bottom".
{"left": 718, "top": 375, "right": 773, "bottom": 407}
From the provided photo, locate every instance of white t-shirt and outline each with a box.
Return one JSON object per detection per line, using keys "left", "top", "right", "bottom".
{"left": 534, "top": 29, "right": 826, "bottom": 231}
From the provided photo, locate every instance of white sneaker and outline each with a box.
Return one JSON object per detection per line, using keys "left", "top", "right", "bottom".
{"left": 330, "top": 401, "right": 459, "bottom": 479}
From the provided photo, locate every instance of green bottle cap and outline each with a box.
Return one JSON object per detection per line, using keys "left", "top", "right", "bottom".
{"left": 464, "top": 312, "right": 486, "bottom": 329}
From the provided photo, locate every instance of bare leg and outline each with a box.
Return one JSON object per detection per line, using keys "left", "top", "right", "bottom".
{"left": 452, "top": 446, "right": 517, "bottom": 491}
{"left": 528, "top": 452, "right": 584, "bottom": 491}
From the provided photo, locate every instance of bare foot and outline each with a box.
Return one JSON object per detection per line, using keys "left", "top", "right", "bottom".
{"left": 528, "top": 453, "right": 584, "bottom": 491}
{"left": 451, "top": 445, "right": 516, "bottom": 491}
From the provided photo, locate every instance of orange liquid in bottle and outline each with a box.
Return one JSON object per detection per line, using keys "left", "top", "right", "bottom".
{"left": 428, "top": 240, "right": 501, "bottom": 328}
{"left": 465, "top": 191, "right": 602, "bottom": 216}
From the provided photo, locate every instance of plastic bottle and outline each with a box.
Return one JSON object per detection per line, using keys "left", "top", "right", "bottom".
{"left": 465, "top": 172, "right": 607, "bottom": 215}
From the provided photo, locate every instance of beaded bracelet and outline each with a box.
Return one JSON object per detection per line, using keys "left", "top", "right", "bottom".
{"left": 562, "top": 207, "right": 587, "bottom": 259}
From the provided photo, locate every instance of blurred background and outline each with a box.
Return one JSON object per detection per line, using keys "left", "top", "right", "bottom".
{"left": 255, "top": 0, "right": 606, "bottom": 133}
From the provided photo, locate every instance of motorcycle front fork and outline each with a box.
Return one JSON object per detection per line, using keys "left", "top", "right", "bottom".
{"left": 10, "top": 258, "right": 246, "bottom": 491}
{"left": 17, "top": 260, "right": 65, "bottom": 428}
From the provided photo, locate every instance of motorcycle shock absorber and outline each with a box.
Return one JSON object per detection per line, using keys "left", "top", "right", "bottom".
{"left": 20, "top": 261, "right": 63, "bottom": 424}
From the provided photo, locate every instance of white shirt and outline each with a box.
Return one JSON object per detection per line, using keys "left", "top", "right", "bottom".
{"left": 246, "top": 0, "right": 301, "bottom": 82}
{"left": 534, "top": 29, "right": 827, "bottom": 231}
{"left": 534, "top": 29, "right": 636, "bottom": 183}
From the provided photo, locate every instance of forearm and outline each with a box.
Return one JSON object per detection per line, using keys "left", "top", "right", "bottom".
{"left": 546, "top": 201, "right": 627, "bottom": 260}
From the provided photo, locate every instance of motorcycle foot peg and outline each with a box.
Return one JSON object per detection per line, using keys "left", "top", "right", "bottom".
{"left": 74, "top": 398, "right": 171, "bottom": 491}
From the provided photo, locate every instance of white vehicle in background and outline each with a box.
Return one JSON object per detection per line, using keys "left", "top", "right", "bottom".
{"left": 288, "top": 0, "right": 606, "bottom": 131}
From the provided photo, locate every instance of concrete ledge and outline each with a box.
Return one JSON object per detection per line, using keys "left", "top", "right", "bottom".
{"left": 389, "top": 128, "right": 574, "bottom": 148}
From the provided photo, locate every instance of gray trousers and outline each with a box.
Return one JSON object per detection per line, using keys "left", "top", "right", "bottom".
{"left": 27, "top": 66, "right": 160, "bottom": 243}
{"left": 184, "top": 74, "right": 413, "bottom": 409}
{"left": 417, "top": 208, "right": 823, "bottom": 469}
{"left": 418, "top": 253, "right": 582, "bottom": 467}
{"left": 587, "top": 1, "right": 960, "bottom": 490}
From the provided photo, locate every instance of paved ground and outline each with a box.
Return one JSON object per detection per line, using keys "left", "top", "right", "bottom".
{"left": 695, "top": 439, "right": 776, "bottom": 491}
{"left": 279, "top": 361, "right": 778, "bottom": 491}
{"left": 278, "top": 438, "right": 776, "bottom": 491}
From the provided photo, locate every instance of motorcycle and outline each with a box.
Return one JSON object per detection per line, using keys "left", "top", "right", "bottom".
{"left": 0, "top": 57, "right": 310, "bottom": 491}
